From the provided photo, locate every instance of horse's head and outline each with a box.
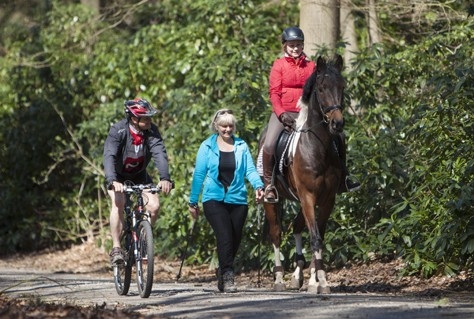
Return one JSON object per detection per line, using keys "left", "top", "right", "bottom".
{"left": 299, "top": 55, "right": 345, "bottom": 135}
{"left": 315, "top": 55, "right": 345, "bottom": 134}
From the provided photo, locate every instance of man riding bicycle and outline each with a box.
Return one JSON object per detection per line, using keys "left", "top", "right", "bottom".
{"left": 103, "top": 98, "right": 173, "bottom": 266}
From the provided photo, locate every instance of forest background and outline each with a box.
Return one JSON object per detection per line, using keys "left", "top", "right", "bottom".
{"left": 0, "top": 0, "right": 472, "bottom": 278}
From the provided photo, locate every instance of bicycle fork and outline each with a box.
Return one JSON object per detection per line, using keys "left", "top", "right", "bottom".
{"left": 132, "top": 213, "right": 142, "bottom": 267}
{"left": 133, "top": 205, "right": 150, "bottom": 268}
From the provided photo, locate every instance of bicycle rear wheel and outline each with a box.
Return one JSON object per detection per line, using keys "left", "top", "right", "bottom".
{"left": 136, "top": 220, "right": 154, "bottom": 298}
{"left": 114, "top": 232, "right": 132, "bottom": 295}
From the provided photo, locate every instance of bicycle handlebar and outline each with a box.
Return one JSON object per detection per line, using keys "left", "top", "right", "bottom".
{"left": 124, "top": 181, "right": 175, "bottom": 194}
{"left": 124, "top": 184, "right": 160, "bottom": 194}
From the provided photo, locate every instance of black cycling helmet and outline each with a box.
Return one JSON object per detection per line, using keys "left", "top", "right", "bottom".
{"left": 124, "top": 98, "right": 157, "bottom": 118}
{"left": 281, "top": 26, "right": 304, "bottom": 44}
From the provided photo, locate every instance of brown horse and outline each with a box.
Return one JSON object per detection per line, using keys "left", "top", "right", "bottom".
{"left": 258, "top": 55, "right": 345, "bottom": 293}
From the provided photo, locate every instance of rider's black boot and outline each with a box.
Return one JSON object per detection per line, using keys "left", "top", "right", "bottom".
{"left": 335, "top": 134, "right": 361, "bottom": 193}
{"left": 262, "top": 150, "right": 278, "bottom": 203}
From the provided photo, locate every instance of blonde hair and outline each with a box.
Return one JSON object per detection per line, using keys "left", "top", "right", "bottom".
{"left": 210, "top": 109, "right": 237, "bottom": 133}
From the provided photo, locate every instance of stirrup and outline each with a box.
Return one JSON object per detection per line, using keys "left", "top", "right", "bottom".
{"left": 345, "top": 176, "right": 361, "bottom": 192}
{"left": 264, "top": 185, "right": 279, "bottom": 203}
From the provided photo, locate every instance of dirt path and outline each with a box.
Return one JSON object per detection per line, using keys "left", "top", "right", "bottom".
{"left": 1, "top": 267, "right": 474, "bottom": 319}
{"left": 2, "top": 267, "right": 474, "bottom": 319}
{"left": 0, "top": 242, "right": 473, "bottom": 318}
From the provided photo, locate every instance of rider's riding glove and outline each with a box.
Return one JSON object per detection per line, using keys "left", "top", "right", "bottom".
{"left": 279, "top": 112, "right": 295, "bottom": 129}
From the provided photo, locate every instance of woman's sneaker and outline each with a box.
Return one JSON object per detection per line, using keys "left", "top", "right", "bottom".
{"left": 216, "top": 267, "right": 224, "bottom": 292}
{"left": 109, "top": 247, "right": 125, "bottom": 266}
{"left": 222, "top": 271, "right": 237, "bottom": 293}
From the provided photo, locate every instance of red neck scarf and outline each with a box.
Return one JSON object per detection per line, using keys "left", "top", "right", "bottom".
{"left": 129, "top": 125, "right": 144, "bottom": 146}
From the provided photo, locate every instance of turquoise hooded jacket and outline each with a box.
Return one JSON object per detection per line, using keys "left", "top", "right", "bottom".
{"left": 189, "top": 134, "right": 263, "bottom": 205}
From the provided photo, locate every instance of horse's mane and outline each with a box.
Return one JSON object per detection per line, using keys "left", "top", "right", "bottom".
{"left": 300, "top": 70, "right": 318, "bottom": 106}
{"left": 295, "top": 70, "right": 315, "bottom": 129}
{"left": 296, "top": 56, "right": 344, "bottom": 130}
{"left": 301, "top": 57, "right": 342, "bottom": 105}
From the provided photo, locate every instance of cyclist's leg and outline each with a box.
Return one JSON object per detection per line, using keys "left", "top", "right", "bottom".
{"left": 138, "top": 173, "right": 160, "bottom": 224}
{"left": 144, "top": 191, "right": 159, "bottom": 224}
{"left": 108, "top": 189, "right": 125, "bottom": 263}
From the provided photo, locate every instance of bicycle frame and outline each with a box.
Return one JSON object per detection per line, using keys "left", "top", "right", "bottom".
{"left": 114, "top": 183, "right": 160, "bottom": 298}
{"left": 124, "top": 185, "right": 152, "bottom": 262}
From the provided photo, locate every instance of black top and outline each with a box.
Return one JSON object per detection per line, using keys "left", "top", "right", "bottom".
{"left": 218, "top": 151, "right": 236, "bottom": 192}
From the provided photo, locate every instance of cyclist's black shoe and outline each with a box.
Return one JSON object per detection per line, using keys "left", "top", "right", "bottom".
{"left": 109, "top": 247, "right": 125, "bottom": 266}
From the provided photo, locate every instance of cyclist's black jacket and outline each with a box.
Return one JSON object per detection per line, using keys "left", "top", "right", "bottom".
{"left": 103, "top": 118, "right": 170, "bottom": 185}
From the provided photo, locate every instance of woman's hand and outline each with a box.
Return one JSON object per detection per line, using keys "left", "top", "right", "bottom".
{"left": 189, "top": 204, "right": 200, "bottom": 219}
{"left": 256, "top": 188, "right": 265, "bottom": 203}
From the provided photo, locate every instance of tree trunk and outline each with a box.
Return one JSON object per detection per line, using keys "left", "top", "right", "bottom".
{"left": 300, "top": 0, "right": 340, "bottom": 58}
{"left": 340, "top": 0, "right": 358, "bottom": 68}
{"left": 367, "top": 0, "right": 381, "bottom": 45}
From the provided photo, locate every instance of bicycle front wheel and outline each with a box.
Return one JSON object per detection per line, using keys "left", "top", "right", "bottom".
{"left": 136, "top": 220, "right": 154, "bottom": 298}
{"left": 114, "top": 232, "right": 132, "bottom": 295}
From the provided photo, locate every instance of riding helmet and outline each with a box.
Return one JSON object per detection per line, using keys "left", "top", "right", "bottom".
{"left": 281, "top": 26, "right": 304, "bottom": 44}
{"left": 124, "top": 98, "right": 157, "bottom": 118}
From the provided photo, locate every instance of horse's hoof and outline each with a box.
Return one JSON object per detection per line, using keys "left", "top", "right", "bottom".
{"left": 318, "top": 286, "right": 331, "bottom": 294}
{"left": 307, "top": 285, "right": 319, "bottom": 294}
{"left": 273, "top": 283, "right": 286, "bottom": 292}
{"left": 290, "top": 277, "right": 303, "bottom": 290}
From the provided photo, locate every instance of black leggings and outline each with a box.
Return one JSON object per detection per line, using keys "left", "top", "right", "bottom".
{"left": 203, "top": 200, "right": 248, "bottom": 274}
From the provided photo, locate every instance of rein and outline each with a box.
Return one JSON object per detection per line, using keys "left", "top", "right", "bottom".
{"left": 296, "top": 120, "right": 325, "bottom": 133}
{"left": 296, "top": 69, "right": 343, "bottom": 134}
{"left": 297, "top": 100, "right": 342, "bottom": 134}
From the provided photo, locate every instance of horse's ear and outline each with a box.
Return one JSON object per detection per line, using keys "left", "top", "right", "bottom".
{"left": 316, "top": 56, "right": 326, "bottom": 72}
{"left": 334, "top": 54, "right": 343, "bottom": 72}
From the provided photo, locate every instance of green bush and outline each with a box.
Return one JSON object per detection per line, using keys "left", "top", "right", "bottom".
{"left": 332, "top": 20, "right": 474, "bottom": 276}
{"left": 0, "top": 1, "right": 471, "bottom": 278}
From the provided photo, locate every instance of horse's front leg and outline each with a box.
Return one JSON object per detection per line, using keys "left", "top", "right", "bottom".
{"left": 272, "top": 243, "right": 286, "bottom": 291}
{"left": 307, "top": 248, "right": 330, "bottom": 294}
{"left": 290, "top": 211, "right": 306, "bottom": 290}
{"left": 307, "top": 206, "right": 332, "bottom": 294}
{"left": 264, "top": 202, "right": 286, "bottom": 291}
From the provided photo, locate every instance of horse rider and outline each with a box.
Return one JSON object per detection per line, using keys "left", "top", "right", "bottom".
{"left": 262, "top": 26, "right": 360, "bottom": 203}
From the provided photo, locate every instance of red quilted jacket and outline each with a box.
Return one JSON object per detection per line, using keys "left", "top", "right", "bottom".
{"left": 269, "top": 54, "right": 316, "bottom": 117}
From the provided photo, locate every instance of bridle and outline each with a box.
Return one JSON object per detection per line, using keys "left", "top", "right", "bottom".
{"left": 316, "top": 72, "right": 344, "bottom": 123}
{"left": 298, "top": 73, "right": 344, "bottom": 134}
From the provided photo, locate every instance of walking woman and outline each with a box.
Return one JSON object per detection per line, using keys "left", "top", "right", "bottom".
{"left": 188, "top": 109, "right": 264, "bottom": 292}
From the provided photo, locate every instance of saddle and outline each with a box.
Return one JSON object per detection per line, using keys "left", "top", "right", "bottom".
{"left": 275, "top": 129, "right": 292, "bottom": 172}
{"left": 272, "top": 129, "right": 300, "bottom": 201}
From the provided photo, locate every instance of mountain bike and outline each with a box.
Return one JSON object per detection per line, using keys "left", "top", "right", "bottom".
{"left": 113, "top": 182, "right": 163, "bottom": 298}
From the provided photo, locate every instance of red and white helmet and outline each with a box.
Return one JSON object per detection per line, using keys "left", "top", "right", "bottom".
{"left": 124, "top": 98, "right": 157, "bottom": 117}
